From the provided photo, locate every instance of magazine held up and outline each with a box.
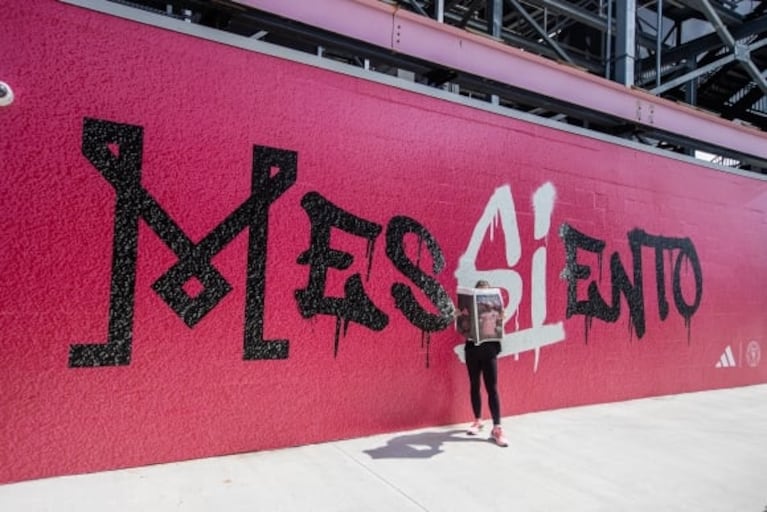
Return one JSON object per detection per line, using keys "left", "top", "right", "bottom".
{"left": 455, "top": 287, "right": 504, "bottom": 343}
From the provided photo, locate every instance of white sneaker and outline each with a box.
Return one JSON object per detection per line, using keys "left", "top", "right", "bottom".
{"left": 466, "top": 420, "right": 483, "bottom": 435}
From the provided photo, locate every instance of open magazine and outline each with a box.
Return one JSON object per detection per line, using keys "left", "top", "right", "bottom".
{"left": 455, "top": 287, "right": 504, "bottom": 343}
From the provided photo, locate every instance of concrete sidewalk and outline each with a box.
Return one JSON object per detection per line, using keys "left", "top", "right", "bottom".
{"left": 2, "top": 384, "right": 766, "bottom": 512}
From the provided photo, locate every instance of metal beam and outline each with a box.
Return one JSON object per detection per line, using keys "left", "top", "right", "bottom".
{"left": 656, "top": 0, "right": 663, "bottom": 89}
{"left": 696, "top": 0, "right": 736, "bottom": 46}
{"left": 435, "top": 0, "right": 445, "bottom": 22}
{"left": 400, "top": 0, "right": 428, "bottom": 17}
{"left": 684, "top": 59, "right": 697, "bottom": 106}
{"left": 724, "top": 84, "right": 765, "bottom": 120}
{"left": 440, "top": 9, "right": 604, "bottom": 72}
{"left": 506, "top": 0, "right": 661, "bottom": 48}
{"left": 504, "top": 0, "right": 574, "bottom": 63}
{"left": 695, "top": 0, "right": 767, "bottom": 95}
{"left": 651, "top": 49, "right": 737, "bottom": 93}
{"left": 519, "top": 0, "right": 608, "bottom": 31}
{"left": 488, "top": 0, "right": 503, "bottom": 36}
{"left": 238, "top": 0, "right": 767, "bottom": 163}
{"left": 741, "top": 57, "right": 767, "bottom": 96}
{"left": 458, "top": 0, "right": 483, "bottom": 28}
{"left": 673, "top": 0, "right": 744, "bottom": 25}
{"left": 615, "top": 0, "right": 636, "bottom": 86}
{"left": 638, "top": 14, "right": 767, "bottom": 71}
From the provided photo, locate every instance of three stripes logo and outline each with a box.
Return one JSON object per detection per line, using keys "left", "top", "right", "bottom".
{"left": 715, "top": 345, "right": 737, "bottom": 368}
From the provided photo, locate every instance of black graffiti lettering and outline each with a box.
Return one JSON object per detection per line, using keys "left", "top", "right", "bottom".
{"left": 69, "top": 118, "right": 295, "bottom": 367}
{"left": 560, "top": 223, "right": 608, "bottom": 331}
{"left": 634, "top": 231, "right": 703, "bottom": 332}
{"left": 651, "top": 238, "right": 671, "bottom": 321}
{"left": 386, "top": 216, "right": 453, "bottom": 368}
{"left": 295, "top": 192, "right": 388, "bottom": 356}
{"left": 242, "top": 146, "right": 297, "bottom": 360}
{"left": 385, "top": 216, "right": 453, "bottom": 332}
{"left": 69, "top": 119, "right": 143, "bottom": 367}
{"left": 610, "top": 233, "right": 645, "bottom": 338}
{"left": 560, "top": 223, "right": 703, "bottom": 342}
{"left": 70, "top": 118, "right": 457, "bottom": 367}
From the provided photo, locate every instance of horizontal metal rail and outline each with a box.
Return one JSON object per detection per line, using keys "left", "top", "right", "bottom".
{"left": 241, "top": 0, "right": 767, "bottom": 165}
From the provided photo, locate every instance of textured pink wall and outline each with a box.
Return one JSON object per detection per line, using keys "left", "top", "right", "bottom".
{"left": 1, "top": 0, "right": 765, "bottom": 483}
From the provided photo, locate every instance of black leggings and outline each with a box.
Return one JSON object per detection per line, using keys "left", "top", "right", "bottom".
{"left": 465, "top": 341, "right": 501, "bottom": 425}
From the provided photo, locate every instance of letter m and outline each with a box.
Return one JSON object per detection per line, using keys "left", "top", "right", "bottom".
{"left": 68, "top": 118, "right": 296, "bottom": 367}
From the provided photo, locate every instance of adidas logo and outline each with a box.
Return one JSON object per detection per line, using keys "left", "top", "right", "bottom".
{"left": 715, "top": 345, "right": 737, "bottom": 368}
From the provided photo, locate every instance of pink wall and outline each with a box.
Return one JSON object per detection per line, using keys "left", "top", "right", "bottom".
{"left": 1, "top": 1, "right": 765, "bottom": 483}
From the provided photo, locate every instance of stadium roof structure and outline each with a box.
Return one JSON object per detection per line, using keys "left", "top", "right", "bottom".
{"left": 77, "top": 0, "right": 767, "bottom": 174}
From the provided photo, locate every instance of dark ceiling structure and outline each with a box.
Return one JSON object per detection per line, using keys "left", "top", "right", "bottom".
{"left": 105, "top": 0, "right": 767, "bottom": 173}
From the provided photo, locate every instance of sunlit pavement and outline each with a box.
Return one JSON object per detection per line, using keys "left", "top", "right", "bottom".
{"left": 2, "top": 384, "right": 766, "bottom": 512}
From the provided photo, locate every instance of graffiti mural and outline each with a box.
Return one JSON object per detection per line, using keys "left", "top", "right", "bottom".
{"left": 296, "top": 193, "right": 454, "bottom": 364}
{"left": 453, "top": 183, "right": 565, "bottom": 371}
{"left": 71, "top": 118, "right": 454, "bottom": 368}
{"left": 559, "top": 223, "right": 703, "bottom": 343}
{"left": 70, "top": 118, "right": 298, "bottom": 365}
{"left": 3, "top": 0, "right": 765, "bottom": 485}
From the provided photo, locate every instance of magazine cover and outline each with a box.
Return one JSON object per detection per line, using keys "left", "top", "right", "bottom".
{"left": 456, "top": 287, "right": 504, "bottom": 343}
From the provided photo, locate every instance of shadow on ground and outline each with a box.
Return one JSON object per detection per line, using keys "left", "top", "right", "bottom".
{"left": 363, "top": 429, "right": 489, "bottom": 459}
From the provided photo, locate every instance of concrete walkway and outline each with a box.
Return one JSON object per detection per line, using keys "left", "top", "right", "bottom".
{"left": 2, "top": 384, "right": 766, "bottom": 512}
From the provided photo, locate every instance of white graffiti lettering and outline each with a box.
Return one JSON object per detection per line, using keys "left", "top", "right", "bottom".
{"left": 454, "top": 183, "right": 565, "bottom": 371}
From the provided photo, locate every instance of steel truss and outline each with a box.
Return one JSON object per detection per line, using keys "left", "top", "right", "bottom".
{"left": 90, "top": 0, "right": 767, "bottom": 173}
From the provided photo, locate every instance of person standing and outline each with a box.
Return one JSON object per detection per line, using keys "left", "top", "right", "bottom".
{"left": 462, "top": 280, "right": 508, "bottom": 447}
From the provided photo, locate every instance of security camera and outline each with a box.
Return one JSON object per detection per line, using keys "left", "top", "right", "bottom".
{"left": 0, "top": 81, "right": 14, "bottom": 107}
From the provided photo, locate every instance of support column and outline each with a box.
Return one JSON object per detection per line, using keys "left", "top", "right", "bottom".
{"left": 615, "top": 0, "right": 636, "bottom": 86}
{"left": 487, "top": 0, "right": 503, "bottom": 37}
